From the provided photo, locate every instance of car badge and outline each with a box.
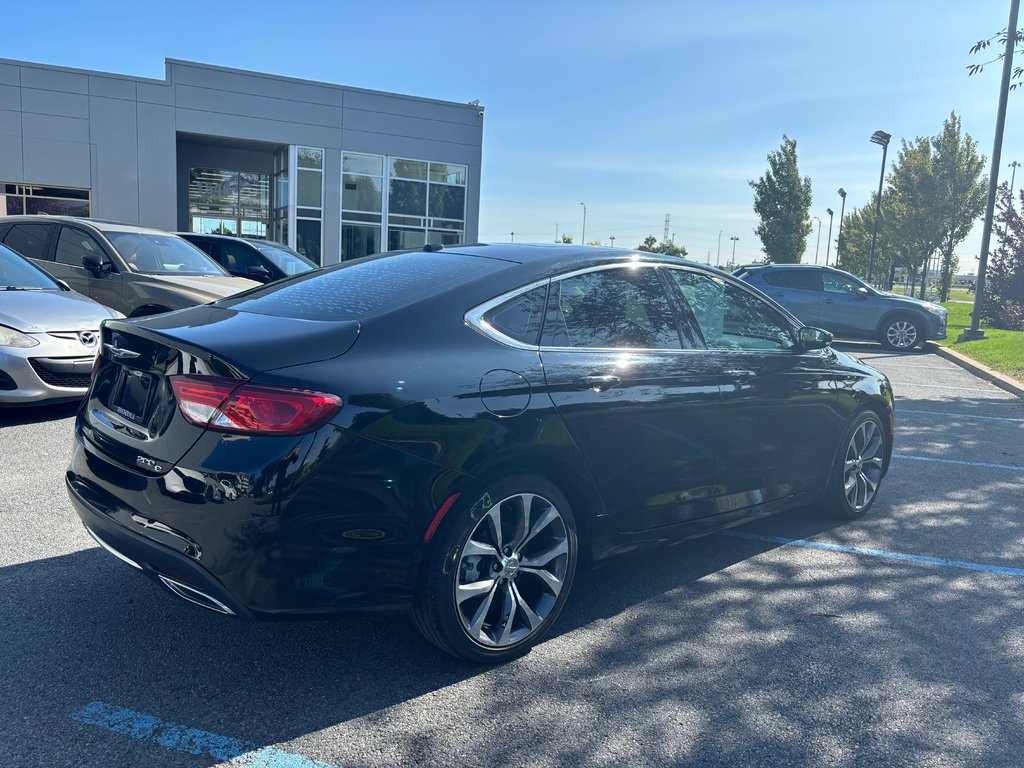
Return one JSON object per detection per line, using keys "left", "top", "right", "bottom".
{"left": 78, "top": 331, "right": 98, "bottom": 347}
{"left": 104, "top": 341, "right": 140, "bottom": 360}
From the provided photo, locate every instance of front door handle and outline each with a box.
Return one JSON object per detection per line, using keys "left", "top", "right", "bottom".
{"left": 824, "top": 298, "right": 835, "bottom": 304}
{"left": 724, "top": 369, "right": 757, "bottom": 383}
{"left": 573, "top": 375, "right": 621, "bottom": 392}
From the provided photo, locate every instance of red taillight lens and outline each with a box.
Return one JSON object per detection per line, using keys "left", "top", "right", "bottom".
{"left": 170, "top": 376, "right": 342, "bottom": 435}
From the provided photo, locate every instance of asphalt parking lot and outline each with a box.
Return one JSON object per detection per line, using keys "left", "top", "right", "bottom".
{"left": 2, "top": 344, "right": 1023, "bottom": 768}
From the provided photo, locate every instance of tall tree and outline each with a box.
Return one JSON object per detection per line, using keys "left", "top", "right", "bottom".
{"left": 984, "top": 183, "right": 1024, "bottom": 329}
{"left": 931, "top": 112, "right": 987, "bottom": 301}
{"left": 750, "top": 135, "right": 813, "bottom": 263}
{"left": 886, "top": 135, "right": 946, "bottom": 296}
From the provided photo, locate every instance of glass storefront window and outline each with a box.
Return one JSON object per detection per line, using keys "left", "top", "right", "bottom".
{"left": 191, "top": 217, "right": 238, "bottom": 236}
{"left": 342, "top": 174, "right": 382, "bottom": 212}
{"left": 189, "top": 168, "right": 270, "bottom": 236}
{"left": 428, "top": 229, "right": 464, "bottom": 246}
{"left": 389, "top": 179, "right": 427, "bottom": 216}
{"left": 429, "top": 163, "right": 467, "bottom": 185}
{"left": 296, "top": 218, "right": 322, "bottom": 265}
{"left": 342, "top": 223, "right": 381, "bottom": 261}
{"left": 428, "top": 184, "right": 466, "bottom": 221}
{"left": 297, "top": 169, "right": 322, "bottom": 208}
{"left": 297, "top": 147, "right": 323, "bottom": 170}
{"left": 388, "top": 227, "right": 427, "bottom": 251}
{"left": 344, "top": 153, "right": 383, "bottom": 176}
{"left": 2, "top": 183, "right": 91, "bottom": 217}
{"left": 390, "top": 158, "right": 428, "bottom": 181}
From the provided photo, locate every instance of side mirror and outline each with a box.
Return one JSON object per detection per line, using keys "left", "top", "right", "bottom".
{"left": 55, "top": 279, "right": 72, "bottom": 291}
{"left": 82, "top": 253, "right": 113, "bottom": 273}
{"left": 798, "top": 326, "right": 833, "bottom": 350}
{"left": 246, "top": 265, "right": 273, "bottom": 281}
{"left": 856, "top": 286, "right": 870, "bottom": 299}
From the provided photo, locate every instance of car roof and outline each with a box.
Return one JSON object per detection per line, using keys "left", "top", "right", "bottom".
{"left": 0, "top": 214, "right": 172, "bottom": 237}
{"left": 740, "top": 262, "right": 845, "bottom": 271}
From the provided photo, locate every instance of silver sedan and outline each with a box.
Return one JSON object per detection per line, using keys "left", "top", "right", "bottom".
{"left": 0, "top": 243, "right": 121, "bottom": 405}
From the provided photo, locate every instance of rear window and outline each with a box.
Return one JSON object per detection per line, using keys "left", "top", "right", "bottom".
{"left": 219, "top": 251, "right": 502, "bottom": 321}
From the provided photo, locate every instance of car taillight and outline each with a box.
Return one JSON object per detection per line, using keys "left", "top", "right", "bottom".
{"left": 170, "top": 375, "right": 342, "bottom": 435}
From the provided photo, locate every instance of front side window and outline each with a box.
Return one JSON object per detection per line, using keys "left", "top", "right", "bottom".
{"left": 823, "top": 271, "right": 865, "bottom": 295}
{"left": 543, "top": 267, "right": 682, "bottom": 350}
{"left": 668, "top": 270, "right": 794, "bottom": 351}
{"left": 55, "top": 227, "right": 105, "bottom": 267}
{"left": 103, "top": 232, "right": 225, "bottom": 276}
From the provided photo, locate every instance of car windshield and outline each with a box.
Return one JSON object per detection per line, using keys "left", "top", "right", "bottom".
{"left": 103, "top": 232, "right": 227, "bottom": 276}
{"left": 250, "top": 242, "right": 318, "bottom": 276}
{"left": 0, "top": 243, "right": 60, "bottom": 290}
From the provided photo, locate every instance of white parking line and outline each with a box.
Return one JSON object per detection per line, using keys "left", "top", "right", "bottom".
{"left": 890, "top": 381, "right": 1004, "bottom": 394}
{"left": 893, "top": 454, "right": 1023, "bottom": 471}
{"left": 897, "top": 409, "right": 1024, "bottom": 424}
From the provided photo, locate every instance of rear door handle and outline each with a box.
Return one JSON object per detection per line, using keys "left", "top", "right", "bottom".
{"left": 824, "top": 298, "right": 835, "bottom": 304}
{"left": 724, "top": 369, "right": 757, "bottom": 383}
{"left": 573, "top": 375, "right": 621, "bottom": 392}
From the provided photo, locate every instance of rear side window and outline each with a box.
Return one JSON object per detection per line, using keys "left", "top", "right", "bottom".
{"left": 3, "top": 224, "right": 51, "bottom": 261}
{"left": 542, "top": 267, "right": 683, "bottom": 349}
{"left": 762, "top": 270, "right": 822, "bottom": 291}
{"left": 483, "top": 284, "right": 548, "bottom": 346}
{"left": 220, "top": 251, "right": 502, "bottom": 321}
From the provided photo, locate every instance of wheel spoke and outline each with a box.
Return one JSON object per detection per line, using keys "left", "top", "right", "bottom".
{"left": 462, "top": 538, "right": 499, "bottom": 559}
{"left": 860, "top": 470, "right": 878, "bottom": 494}
{"left": 497, "top": 583, "right": 517, "bottom": 645}
{"left": 511, "top": 582, "right": 543, "bottom": 630}
{"left": 521, "top": 538, "right": 568, "bottom": 568}
{"left": 467, "top": 581, "right": 499, "bottom": 638}
{"left": 486, "top": 505, "right": 504, "bottom": 553}
{"left": 519, "top": 505, "right": 558, "bottom": 551}
{"left": 456, "top": 578, "right": 497, "bottom": 604}
{"left": 520, "top": 565, "right": 563, "bottom": 596}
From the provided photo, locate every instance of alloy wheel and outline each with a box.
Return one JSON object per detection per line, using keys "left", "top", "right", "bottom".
{"left": 455, "top": 492, "right": 570, "bottom": 648}
{"left": 843, "top": 419, "right": 885, "bottom": 512}
{"left": 886, "top": 320, "right": 918, "bottom": 349}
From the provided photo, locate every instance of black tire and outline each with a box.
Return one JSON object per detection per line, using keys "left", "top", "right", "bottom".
{"left": 879, "top": 314, "right": 923, "bottom": 351}
{"left": 412, "top": 475, "right": 578, "bottom": 663}
{"left": 825, "top": 410, "right": 887, "bottom": 520}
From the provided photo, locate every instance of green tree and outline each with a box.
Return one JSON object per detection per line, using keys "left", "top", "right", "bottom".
{"left": 586, "top": 239, "right": 603, "bottom": 247}
{"left": 886, "top": 135, "right": 945, "bottom": 293}
{"left": 968, "top": 29, "right": 1024, "bottom": 86}
{"left": 750, "top": 135, "right": 813, "bottom": 263}
{"left": 559, "top": 234, "right": 573, "bottom": 244}
{"left": 931, "top": 112, "right": 987, "bottom": 301}
{"left": 636, "top": 235, "right": 688, "bottom": 258}
{"left": 984, "top": 183, "right": 1024, "bottom": 329}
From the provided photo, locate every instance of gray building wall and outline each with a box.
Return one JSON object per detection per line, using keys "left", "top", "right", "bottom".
{"left": 0, "top": 58, "right": 484, "bottom": 264}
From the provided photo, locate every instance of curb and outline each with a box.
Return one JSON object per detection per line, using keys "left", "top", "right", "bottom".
{"left": 927, "top": 343, "right": 1024, "bottom": 399}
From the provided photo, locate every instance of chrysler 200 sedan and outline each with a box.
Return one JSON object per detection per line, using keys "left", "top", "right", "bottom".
{"left": 66, "top": 244, "right": 894, "bottom": 662}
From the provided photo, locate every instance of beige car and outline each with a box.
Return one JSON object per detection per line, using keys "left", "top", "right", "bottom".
{"left": 0, "top": 216, "right": 259, "bottom": 317}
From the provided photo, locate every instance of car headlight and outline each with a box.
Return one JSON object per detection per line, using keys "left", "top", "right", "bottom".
{"left": 923, "top": 304, "right": 946, "bottom": 316}
{"left": 0, "top": 325, "right": 39, "bottom": 348}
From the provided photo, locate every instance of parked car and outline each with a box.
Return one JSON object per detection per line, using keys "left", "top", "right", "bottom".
{"left": 734, "top": 263, "right": 947, "bottom": 350}
{"left": 67, "top": 244, "right": 894, "bottom": 662}
{"left": 0, "top": 242, "right": 121, "bottom": 405}
{"left": 0, "top": 216, "right": 260, "bottom": 317}
{"left": 177, "top": 233, "right": 318, "bottom": 283}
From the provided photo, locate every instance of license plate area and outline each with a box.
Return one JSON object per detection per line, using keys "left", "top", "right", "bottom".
{"left": 110, "top": 366, "right": 155, "bottom": 425}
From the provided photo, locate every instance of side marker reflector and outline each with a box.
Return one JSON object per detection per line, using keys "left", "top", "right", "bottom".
{"left": 424, "top": 493, "right": 461, "bottom": 543}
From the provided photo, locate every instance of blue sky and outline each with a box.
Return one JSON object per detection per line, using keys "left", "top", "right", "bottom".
{"left": 5, "top": 0, "right": 1020, "bottom": 271}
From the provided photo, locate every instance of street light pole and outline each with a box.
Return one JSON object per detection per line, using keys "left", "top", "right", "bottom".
{"left": 510, "top": 232, "right": 514, "bottom": 243}
{"left": 825, "top": 208, "right": 834, "bottom": 266}
{"left": 730, "top": 236, "right": 739, "bottom": 265}
{"left": 867, "top": 130, "right": 891, "bottom": 284}
{"left": 835, "top": 188, "right": 847, "bottom": 267}
{"left": 961, "top": 0, "right": 1020, "bottom": 341}
{"left": 579, "top": 202, "right": 587, "bottom": 245}
{"left": 717, "top": 230, "right": 723, "bottom": 266}
{"left": 813, "top": 216, "right": 822, "bottom": 264}
{"left": 610, "top": 235, "right": 616, "bottom": 248}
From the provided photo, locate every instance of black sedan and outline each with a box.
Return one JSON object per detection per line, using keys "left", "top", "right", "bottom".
{"left": 66, "top": 244, "right": 894, "bottom": 662}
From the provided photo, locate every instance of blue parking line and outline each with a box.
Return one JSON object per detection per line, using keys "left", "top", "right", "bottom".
{"left": 72, "top": 701, "right": 339, "bottom": 768}
{"left": 893, "top": 454, "right": 1023, "bottom": 471}
{"left": 720, "top": 530, "right": 1024, "bottom": 577}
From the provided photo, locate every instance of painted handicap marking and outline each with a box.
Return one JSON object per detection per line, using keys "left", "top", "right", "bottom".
{"left": 73, "top": 701, "right": 340, "bottom": 768}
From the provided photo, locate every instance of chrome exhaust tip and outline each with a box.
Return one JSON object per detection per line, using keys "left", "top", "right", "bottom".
{"left": 157, "top": 574, "right": 235, "bottom": 616}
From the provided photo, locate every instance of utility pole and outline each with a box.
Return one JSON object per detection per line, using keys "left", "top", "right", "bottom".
{"left": 717, "top": 230, "right": 723, "bottom": 266}
{"left": 961, "top": 0, "right": 1019, "bottom": 341}
{"left": 579, "top": 203, "right": 587, "bottom": 245}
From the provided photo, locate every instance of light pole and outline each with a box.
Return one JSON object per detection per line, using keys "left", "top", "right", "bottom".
{"left": 835, "top": 188, "right": 847, "bottom": 267}
{"left": 825, "top": 208, "right": 834, "bottom": 266}
{"left": 729, "top": 236, "right": 739, "bottom": 266}
{"left": 579, "top": 202, "right": 586, "bottom": 245}
{"left": 867, "top": 129, "right": 891, "bottom": 284}
{"left": 510, "top": 232, "right": 514, "bottom": 243}
{"left": 717, "top": 230, "right": 723, "bottom": 266}
{"left": 813, "top": 216, "right": 822, "bottom": 264}
{"left": 610, "top": 235, "right": 616, "bottom": 248}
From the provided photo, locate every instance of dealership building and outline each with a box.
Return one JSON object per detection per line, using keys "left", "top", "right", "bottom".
{"left": 0, "top": 58, "right": 483, "bottom": 264}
